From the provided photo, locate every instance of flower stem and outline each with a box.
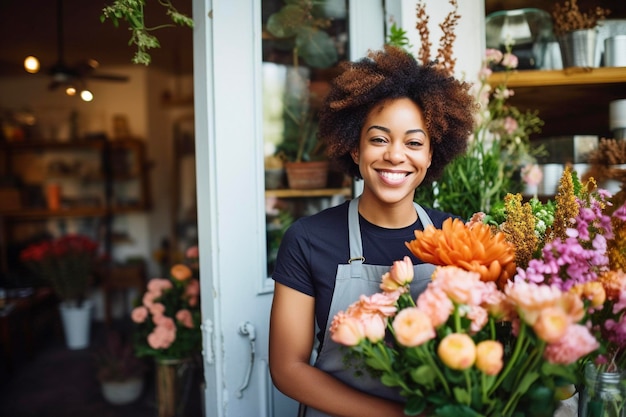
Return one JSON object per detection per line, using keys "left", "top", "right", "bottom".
{"left": 488, "top": 322, "right": 527, "bottom": 396}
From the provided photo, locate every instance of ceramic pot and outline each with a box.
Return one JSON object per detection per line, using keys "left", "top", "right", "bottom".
{"left": 101, "top": 377, "right": 144, "bottom": 405}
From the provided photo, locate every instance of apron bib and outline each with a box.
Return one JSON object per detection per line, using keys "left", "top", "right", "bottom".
{"left": 301, "top": 197, "right": 436, "bottom": 417}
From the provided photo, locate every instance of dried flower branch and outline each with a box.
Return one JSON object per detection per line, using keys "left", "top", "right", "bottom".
{"left": 584, "top": 137, "right": 626, "bottom": 197}
{"left": 414, "top": 0, "right": 459, "bottom": 74}
{"left": 551, "top": 0, "right": 611, "bottom": 36}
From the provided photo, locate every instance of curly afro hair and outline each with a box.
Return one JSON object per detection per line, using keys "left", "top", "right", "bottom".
{"left": 318, "top": 44, "right": 477, "bottom": 182}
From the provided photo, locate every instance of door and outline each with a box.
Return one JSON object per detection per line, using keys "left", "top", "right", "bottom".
{"left": 192, "top": 1, "right": 388, "bottom": 415}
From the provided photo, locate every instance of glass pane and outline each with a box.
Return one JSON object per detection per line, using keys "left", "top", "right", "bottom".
{"left": 262, "top": 0, "right": 350, "bottom": 276}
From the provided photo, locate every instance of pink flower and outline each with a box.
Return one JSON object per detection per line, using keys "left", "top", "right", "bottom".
{"left": 543, "top": 324, "right": 599, "bottom": 365}
{"left": 502, "top": 116, "right": 518, "bottom": 134}
{"left": 417, "top": 286, "right": 453, "bottom": 327}
{"left": 466, "top": 305, "right": 489, "bottom": 333}
{"left": 533, "top": 307, "right": 570, "bottom": 343}
{"left": 361, "top": 313, "right": 387, "bottom": 343}
{"left": 330, "top": 312, "right": 365, "bottom": 347}
{"left": 475, "top": 340, "right": 504, "bottom": 375}
{"left": 501, "top": 52, "right": 519, "bottom": 69}
{"left": 153, "top": 314, "right": 175, "bottom": 330}
{"left": 176, "top": 309, "right": 195, "bottom": 328}
{"left": 380, "top": 256, "right": 414, "bottom": 292}
{"left": 506, "top": 281, "right": 563, "bottom": 325}
{"left": 142, "top": 290, "right": 160, "bottom": 308}
{"left": 149, "top": 302, "right": 166, "bottom": 318}
{"left": 186, "top": 245, "right": 199, "bottom": 259}
{"left": 392, "top": 307, "right": 435, "bottom": 347}
{"left": 185, "top": 279, "right": 200, "bottom": 297}
{"left": 131, "top": 306, "right": 148, "bottom": 323}
{"left": 485, "top": 48, "right": 503, "bottom": 64}
{"left": 438, "top": 333, "right": 476, "bottom": 370}
{"left": 432, "top": 266, "right": 484, "bottom": 306}
{"left": 147, "top": 278, "right": 173, "bottom": 294}
{"left": 354, "top": 292, "right": 399, "bottom": 318}
{"left": 147, "top": 324, "right": 177, "bottom": 349}
{"left": 521, "top": 164, "right": 543, "bottom": 187}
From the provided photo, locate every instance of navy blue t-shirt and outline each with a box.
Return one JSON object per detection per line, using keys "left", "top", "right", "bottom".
{"left": 272, "top": 200, "right": 459, "bottom": 343}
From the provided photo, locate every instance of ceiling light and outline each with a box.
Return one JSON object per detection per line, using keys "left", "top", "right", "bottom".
{"left": 80, "top": 89, "right": 94, "bottom": 102}
{"left": 24, "top": 56, "right": 40, "bottom": 73}
{"left": 65, "top": 86, "right": 77, "bottom": 96}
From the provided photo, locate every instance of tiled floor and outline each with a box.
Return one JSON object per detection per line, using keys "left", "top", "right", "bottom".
{"left": 0, "top": 319, "right": 203, "bottom": 417}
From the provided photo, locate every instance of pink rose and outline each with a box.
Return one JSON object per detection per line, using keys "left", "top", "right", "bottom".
{"left": 149, "top": 302, "right": 166, "bottom": 319}
{"left": 501, "top": 52, "right": 519, "bottom": 69}
{"left": 416, "top": 286, "right": 453, "bottom": 327}
{"left": 543, "top": 324, "right": 599, "bottom": 365}
{"left": 475, "top": 340, "right": 503, "bottom": 375}
{"left": 176, "top": 309, "right": 195, "bottom": 328}
{"left": 433, "top": 266, "right": 484, "bottom": 306}
{"left": 392, "top": 307, "right": 435, "bottom": 347}
{"left": 131, "top": 306, "right": 148, "bottom": 323}
{"left": 185, "top": 279, "right": 200, "bottom": 297}
{"left": 186, "top": 245, "right": 199, "bottom": 259}
{"left": 147, "top": 278, "right": 173, "bottom": 293}
{"left": 438, "top": 333, "right": 476, "bottom": 370}
{"left": 380, "top": 256, "right": 414, "bottom": 292}
{"left": 330, "top": 312, "right": 365, "bottom": 347}
{"left": 533, "top": 307, "right": 570, "bottom": 343}
{"left": 147, "top": 324, "right": 177, "bottom": 349}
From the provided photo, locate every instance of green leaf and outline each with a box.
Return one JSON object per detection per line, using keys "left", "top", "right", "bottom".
{"left": 411, "top": 364, "right": 437, "bottom": 388}
{"left": 266, "top": 4, "right": 306, "bottom": 38}
{"left": 404, "top": 396, "right": 427, "bottom": 416}
{"left": 295, "top": 28, "right": 338, "bottom": 68}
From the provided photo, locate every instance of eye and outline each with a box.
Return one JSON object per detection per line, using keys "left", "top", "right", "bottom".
{"left": 370, "top": 136, "right": 388, "bottom": 144}
{"left": 407, "top": 139, "right": 425, "bottom": 148}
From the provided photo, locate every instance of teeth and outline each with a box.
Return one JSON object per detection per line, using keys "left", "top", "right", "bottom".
{"left": 380, "top": 171, "right": 406, "bottom": 181}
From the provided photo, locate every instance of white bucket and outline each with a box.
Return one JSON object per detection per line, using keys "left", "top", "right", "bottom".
{"left": 59, "top": 300, "right": 93, "bottom": 350}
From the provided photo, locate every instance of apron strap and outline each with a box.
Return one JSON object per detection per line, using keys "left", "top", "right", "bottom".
{"left": 347, "top": 198, "right": 434, "bottom": 278}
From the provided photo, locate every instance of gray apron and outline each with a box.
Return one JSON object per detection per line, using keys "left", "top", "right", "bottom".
{"left": 301, "top": 197, "right": 436, "bottom": 417}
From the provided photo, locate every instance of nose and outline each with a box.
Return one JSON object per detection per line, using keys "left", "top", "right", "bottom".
{"left": 384, "top": 142, "right": 405, "bottom": 164}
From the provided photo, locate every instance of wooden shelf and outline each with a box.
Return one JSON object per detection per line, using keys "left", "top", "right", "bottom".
{"left": 488, "top": 67, "right": 626, "bottom": 88}
{"left": 265, "top": 187, "right": 352, "bottom": 198}
{"left": 487, "top": 67, "right": 626, "bottom": 138}
{"left": 0, "top": 207, "right": 107, "bottom": 220}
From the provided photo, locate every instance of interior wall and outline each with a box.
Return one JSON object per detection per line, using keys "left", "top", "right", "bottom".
{"left": 0, "top": 65, "right": 186, "bottom": 279}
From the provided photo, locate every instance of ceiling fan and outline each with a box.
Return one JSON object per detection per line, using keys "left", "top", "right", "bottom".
{"left": 25, "top": 0, "right": 129, "bottom": 100}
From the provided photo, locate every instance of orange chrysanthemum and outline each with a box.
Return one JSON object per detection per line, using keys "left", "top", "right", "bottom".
{"left": 406, "top": 218, "right": 516, "bottom": 289}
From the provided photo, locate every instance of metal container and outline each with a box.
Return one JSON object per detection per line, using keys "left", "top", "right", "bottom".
{"left": 557, "top": 28, "right": 597, "bottom": 68}
{"left": 605, "top": 35, "right": 626, "bottom": 67}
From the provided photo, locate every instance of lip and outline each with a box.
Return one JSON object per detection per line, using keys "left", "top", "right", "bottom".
{"left": 377, "top": 169, "right": 411, "bottom": 185}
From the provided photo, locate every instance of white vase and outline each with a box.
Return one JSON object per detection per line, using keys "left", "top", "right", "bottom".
{"left": 101, "top": 377, "right": 144, "bottom": 405}
{"left": 59, "top": 299, "right": 93, "bottom": 350}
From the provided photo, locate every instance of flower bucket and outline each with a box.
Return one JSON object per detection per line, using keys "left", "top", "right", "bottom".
{"left": 156, "top": 357, "right": 195, "bottom": 417}
{"left": 557, "top": 28, "right": 597, "bottom": 68}
{"left": 59, "top": 299, "right": 93, "bottom": 350}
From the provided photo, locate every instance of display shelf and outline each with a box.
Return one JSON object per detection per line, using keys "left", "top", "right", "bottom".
{"left": 487, "top": 68, "right": 626, "bottom": 138}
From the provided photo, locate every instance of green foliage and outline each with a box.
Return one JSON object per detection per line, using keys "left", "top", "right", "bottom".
{"left": 386, "top": 22, "right": 413, "bottom": 52}
{"left": 101, "top": 0, "right": 193, "bottom": 65}
{"left": 266, "top": 0, "right": 339, "bottom": 69}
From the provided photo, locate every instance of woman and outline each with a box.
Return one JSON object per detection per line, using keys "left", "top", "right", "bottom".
{"left": 269, "top": 45, "right": 477, "bottom": 417}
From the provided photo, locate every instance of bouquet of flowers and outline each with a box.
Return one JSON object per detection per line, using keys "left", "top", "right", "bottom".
{"left": 131, "top": 262, "right": 201, "bottom": 361}
{"left": 330, "top": 167, "right": 626, "bottom": 417}
{"left": 20, "top": 234, "right": 99, "bottom": 306}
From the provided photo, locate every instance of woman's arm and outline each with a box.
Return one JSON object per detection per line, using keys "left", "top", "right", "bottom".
{"left": 269, "top": 283, "right": 407, "bottom": 417}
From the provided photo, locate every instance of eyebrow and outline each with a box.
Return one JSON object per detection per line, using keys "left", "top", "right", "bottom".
{"left": 366, "top": 125, "right": 427, "bottom": 136}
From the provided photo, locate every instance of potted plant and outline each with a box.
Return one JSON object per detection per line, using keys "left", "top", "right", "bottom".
{"left": 94, "top": 330, "right": 146, "bottom": 405}
{"left": 265, "top": 0, "right": 341, "bottom": 189}
{"left": 551, "top": 0, "right": 611, "bottom": 68}
{"left": 20, "top": 234, "right": 99, "bottom": 349}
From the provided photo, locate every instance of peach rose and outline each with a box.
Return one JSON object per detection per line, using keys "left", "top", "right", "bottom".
{"left": 171, "top": 264, "right": 192, "bottom": 281}
{"left": 416, "top": 286, "right": 453, "bottom": 327}
{"left": 475, "top": 340, "right": 503, "bottom": 375}
{"left": 153, "top": 314, "right": 175, "bottom": 329}
{"left": 505, "top": 281, "right": 562, "bottom": 326}
{"left": 438, "top": 333, "right": 476, "bottom": 370}
{"left": 147, "top": 324, "right": 176, "bottom": 349}
{"left": 176, "top": 309, "right": 195, "bottom": 328}
{"left": 361, "top": 313, "right": 387, "bottom": 343}
{"left": 533, "top": 307, "right": 570, "bottom": 343}
{"left": 131, "top": 306, "right": 148, "bottom": 323}
{"left": 392, "top": 307, "right": 435, "bottom": 347}
{"left": 433, "top": 266, "right": 484, "bottom": 306}
{"left": 330, "top": 312, "right": 365, "bottom": 347}
{"left": 147, "top": 278, "right": 173, "bottom": 293}
{"left": 185, "top": 279, "right": 200, "bottom": 297}
{"left": 149, "top": 302, "right": 166, "bottom": 319}
{"left": 380, "top": 256, "right": 414, "bottom": 292}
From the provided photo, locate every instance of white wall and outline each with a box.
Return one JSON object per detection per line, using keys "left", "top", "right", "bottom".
{"left": 396, "top": 0, "right": 485, "bottom": 82}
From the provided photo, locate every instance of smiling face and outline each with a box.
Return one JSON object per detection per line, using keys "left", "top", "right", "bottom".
{"left": 352, "top": 97, "right": 432, "bottom": 213}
